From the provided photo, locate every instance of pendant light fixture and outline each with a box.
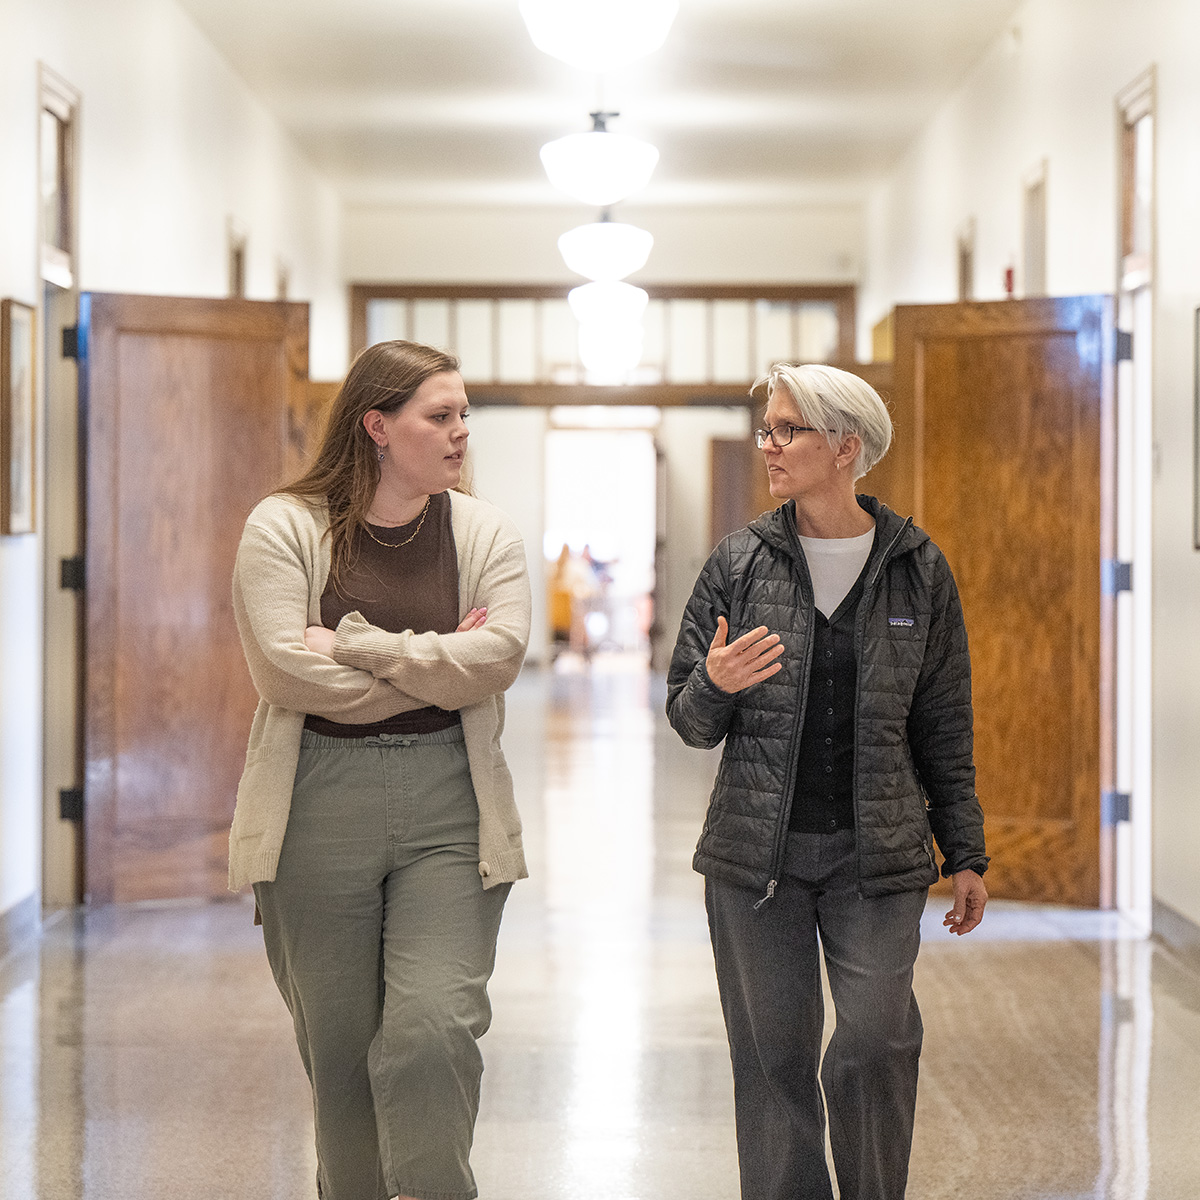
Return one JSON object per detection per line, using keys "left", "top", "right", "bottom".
{"left": 519, "top": 0, "right": 679, "bottom": 73}
{"left": 567, "top": 280, "right": 649, "bottom": 326}
{"left": 540, "top": 111, "right": 659, "bottom": 207}
{"left": 577, "top": 320, "right": 645, "bottom": 384}
{"left": 568, "top": 281, "right": 650, "bottom": 385}
{"left": 558, "top": 213, "right": 654, "bottom": 282}
{"left": 519, "top": 0, "right": 681, "bottom": 383}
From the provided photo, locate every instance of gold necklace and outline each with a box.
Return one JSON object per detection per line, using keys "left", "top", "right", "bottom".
{"left": 362, "top": 496, "right": 431, "bottom": 548}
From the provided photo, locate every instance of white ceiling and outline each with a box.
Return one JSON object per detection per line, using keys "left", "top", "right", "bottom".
{"left": 177, "top": 0, "right": 1025, "bottom": 208}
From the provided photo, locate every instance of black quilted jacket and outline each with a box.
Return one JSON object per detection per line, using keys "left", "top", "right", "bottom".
{"left": 666, "top": 495, "right": 987, "bottom": 901}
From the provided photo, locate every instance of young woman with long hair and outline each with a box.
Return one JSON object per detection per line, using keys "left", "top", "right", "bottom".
{"left": 229, "top": 339, "right": 530, "bottom": 1200}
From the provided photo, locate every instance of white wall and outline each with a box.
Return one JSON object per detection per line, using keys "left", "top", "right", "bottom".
{"left": 345, "top": 204, "right": 863, "bottom": 285}
{"left": 862, "top": 0, "right": 1200, "bottom": 927}
{"left": 464, "top": 408, "right": 551, "bottom": 666}
{"left": 0, "top": 0, "right": 347, "bottom": 922}
{"left": 657, "top": 408, "right": 753, "bottom": 666}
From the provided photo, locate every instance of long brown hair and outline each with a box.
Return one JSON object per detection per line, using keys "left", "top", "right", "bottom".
{"left": 278, "top": 339, "right": 461, "bottom": 588}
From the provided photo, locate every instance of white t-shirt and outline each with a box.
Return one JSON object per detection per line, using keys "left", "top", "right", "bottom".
{"left": 798, "top": 525, "right": 876, "bottom": 619}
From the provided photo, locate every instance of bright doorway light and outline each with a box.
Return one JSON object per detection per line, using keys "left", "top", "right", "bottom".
{"left": 544, "top": 428, "right": 657, "bottom": 660}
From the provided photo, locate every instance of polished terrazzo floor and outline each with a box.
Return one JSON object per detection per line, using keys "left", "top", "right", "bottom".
{"left": 2, "top": 660, "right": 1199, "bottom": 1199}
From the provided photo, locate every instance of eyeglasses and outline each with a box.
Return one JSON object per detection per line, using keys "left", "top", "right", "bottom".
{"left": 753, "top": 424, "right": 826, "bottom": 450}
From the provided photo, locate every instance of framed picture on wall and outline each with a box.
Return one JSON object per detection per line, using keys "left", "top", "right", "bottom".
{"left": 1, "top": 299, "right": 36, "bottom": 535}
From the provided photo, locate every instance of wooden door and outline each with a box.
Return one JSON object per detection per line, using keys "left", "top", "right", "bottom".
{"left": 892, "top": 297, "right": 1113, "bottom": 906}
{"left": 81, "top": 293, "right": 308, "bottom": 903}
{"left": 710, "top": 437, "right": 774, "bottom": 548}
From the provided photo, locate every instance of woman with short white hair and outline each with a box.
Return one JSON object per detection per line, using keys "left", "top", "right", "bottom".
{"left": 667, "top": 362, "right": 988, "bottom": 1200}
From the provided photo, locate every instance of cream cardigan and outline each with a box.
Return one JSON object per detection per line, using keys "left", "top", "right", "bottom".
{"left": 228, "top": 489, "right": 531, "bottom": 892}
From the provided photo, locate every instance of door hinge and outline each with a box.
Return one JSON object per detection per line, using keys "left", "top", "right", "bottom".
{"left": 1102, "top": 559, "right": 1132, "bottom": 595}
{"left": 1101, "top": 790, "right": 1131, "bottom": 825}
{"left": 59, "top": 787, "right": 84, "bottom": 822}
{"left": 62, "top": 326, "right": 81, "bottom": 360}
{"left": 1115, "top": 329, "right": 1133, "bottom": 362}
{"left": 60, "top": 555, "right": 86, "bottom": 591}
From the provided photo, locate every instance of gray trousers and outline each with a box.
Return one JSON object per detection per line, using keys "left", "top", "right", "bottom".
{"left": 255, "top": 728, "right": 510, "bottom": 1200}
{"left": 705, "top": 828, "right": 927, "bottom": 1200}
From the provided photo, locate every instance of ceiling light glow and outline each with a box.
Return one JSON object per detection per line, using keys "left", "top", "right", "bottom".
{"left": 519, "top": 0, "right": 680, "bottom": 73}
{"left": 577, "top": 321, "right": 645, "bottom": 385}
{"left": 558, "top": 220, "right": 654, "bottom": 281}
{"left": 540, "top": 131, "right": 659, "bottom": 206}
{"left": 568, "top": 281, "right": 649, "bottom": 326}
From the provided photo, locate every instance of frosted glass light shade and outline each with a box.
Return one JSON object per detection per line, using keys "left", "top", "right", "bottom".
{"left": 568, "top": 281, "right": 649, "bottom": 326}
{"left": 578, "top": 321, "right": 645, "bottom": 384}
{"left": 558, "top": 221, "right": 653, "bottom": 282}
{"left": 519, "top": 0, "right": 679, "bottom": 72}
{"left": 540, "top": 132, "right": 659, "bottom": 206}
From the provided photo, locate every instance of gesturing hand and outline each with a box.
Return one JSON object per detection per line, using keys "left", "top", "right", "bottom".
{"left": 705, "top": 616, "right": 784, "bottom": 694}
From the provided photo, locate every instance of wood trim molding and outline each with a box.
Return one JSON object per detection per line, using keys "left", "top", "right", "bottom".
{"left": 457, "top": 363, "right": 891, "bottom": 409}
{"left": 349, "top": 281, "right": 857, "bottom": 362}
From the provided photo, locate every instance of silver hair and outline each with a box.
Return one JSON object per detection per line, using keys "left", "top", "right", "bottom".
{"left": 752, "top": 362, "right": 893, "bottom": 481}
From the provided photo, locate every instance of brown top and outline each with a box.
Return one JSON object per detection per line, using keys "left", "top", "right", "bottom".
{"left": 304, "top": 491, "right": 461, "bottom": 737}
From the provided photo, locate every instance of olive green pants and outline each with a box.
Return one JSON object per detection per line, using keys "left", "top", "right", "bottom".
{"left": 255, "top": 727, "right": 510, "bottom": 1200}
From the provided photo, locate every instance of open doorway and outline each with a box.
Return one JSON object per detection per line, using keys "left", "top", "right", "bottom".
{"left": 544, "top": 410, "right": 659, "bottom": 668}
{"left": 465, "top": 403, "right": 753, "bottom": 672}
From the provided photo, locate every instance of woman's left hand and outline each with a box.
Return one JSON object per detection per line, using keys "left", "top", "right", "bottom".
{"left": 943, "top": 869, "right": 988, "bottom": 935}
{"left": 304, "top": 625, "right": 336, "bottom": 658}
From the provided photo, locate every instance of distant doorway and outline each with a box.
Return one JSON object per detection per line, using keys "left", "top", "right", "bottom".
{"left": 544, "top": 423, "right": 658, "bottom": 664}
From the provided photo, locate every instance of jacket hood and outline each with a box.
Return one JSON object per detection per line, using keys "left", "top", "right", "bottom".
{"left": 748, "top": 494, "right": 929, "bottom": 562}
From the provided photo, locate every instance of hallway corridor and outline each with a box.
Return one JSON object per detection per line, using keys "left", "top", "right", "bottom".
{"left": 1, "top": 661, "right": 1199, "bottom": 1200}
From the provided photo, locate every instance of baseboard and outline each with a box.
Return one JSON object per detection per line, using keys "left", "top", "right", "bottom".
{"left": 0, "top": 893, "right": 41, "bottom": 962}
{"left": 1153, "top": 897, "right": 1200, "bottom": 975}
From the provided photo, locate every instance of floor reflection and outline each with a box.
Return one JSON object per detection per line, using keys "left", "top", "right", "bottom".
{"left": 1, "top": 659, "right": 1199, "bottom": 1199}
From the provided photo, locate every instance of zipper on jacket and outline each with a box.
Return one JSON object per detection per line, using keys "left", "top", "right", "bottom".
{"left": 849, "top": 516, "right": 914, "bottom": 897}
{"left": 759, "top": 530, "right": 819, "bottom": 907}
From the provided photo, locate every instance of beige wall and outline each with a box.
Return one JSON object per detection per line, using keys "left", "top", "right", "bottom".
{"left": 862, "top": 0, "right": 1200, "bottom": 927}
{"left": 0, "top": 0, "right": 346, "bottom": 919}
